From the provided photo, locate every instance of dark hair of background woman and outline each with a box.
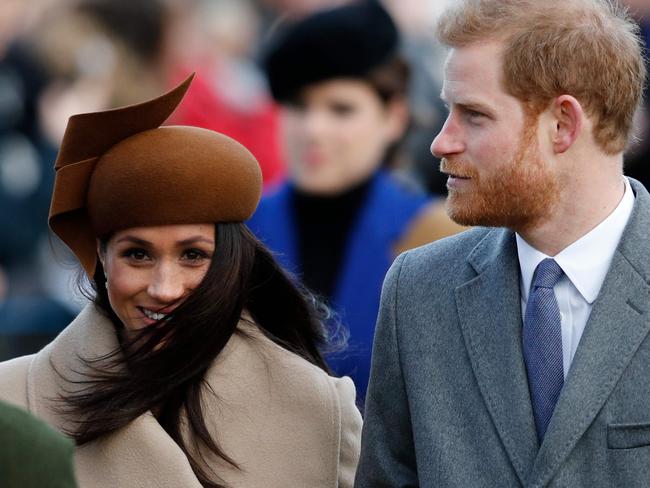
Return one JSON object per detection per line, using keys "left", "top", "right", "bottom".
{"left": 57, "top": 222, "right": 337, "bottom": 488}
{"left": 365, "top": 54, "right": 411, "bottom": 167}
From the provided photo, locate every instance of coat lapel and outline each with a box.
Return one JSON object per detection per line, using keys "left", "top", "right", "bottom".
{"left": 25, "top": 304, "right": 203, "bottom": 487}
{"left": 528, "top": 179, "right": 650, "bottom": 487}
{"left": 455, "top": 228, "right": 538, "bottom": 485}
{"left": 75, "top": 411, "right": 202, "bottom": 488}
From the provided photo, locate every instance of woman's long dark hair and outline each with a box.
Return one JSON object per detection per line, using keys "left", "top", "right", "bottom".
{"left": 60, "top": 222, "right": 337, "bottom": 488}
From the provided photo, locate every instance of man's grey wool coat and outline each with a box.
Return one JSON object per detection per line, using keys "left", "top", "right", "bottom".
{"left": 355, "top": 178, "right": 650, "bottom": 487}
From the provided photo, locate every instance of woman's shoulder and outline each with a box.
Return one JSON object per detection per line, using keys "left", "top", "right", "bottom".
{"left": 0, "top": 354, "right": 34, "bottom": 408}
{"left": 201, "top": 319, "right": 362, "bottom": 484}
{"left": 235, "top": 320, "right": 345, "bottom": 382}
{"left": 211, "top": 318, "right": 359, "bottom": 413}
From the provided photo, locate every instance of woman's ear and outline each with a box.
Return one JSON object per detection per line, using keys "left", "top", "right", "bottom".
{"left": 385, "top": 96, "right": 410, "bottom": 144}
{"left": 551, "top": 95, "right": 584, "bottom": 154}
{"left": 96, "top": 239, "right": 106, "bottom": 271}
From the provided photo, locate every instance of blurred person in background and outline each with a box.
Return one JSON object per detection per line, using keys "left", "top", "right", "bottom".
{"left": 0, "top": 0, "right": 57, "bottom": 288}
{"left": 0, "top": 259, "right": 74, "bottom": 360}
{"left": 0, "top": 399, "right": 77, "bottom": 487}
{"left": 0, "top": 0, "right": 78, "bottom": 359}
{"left": 254, "top": 0, "right": 454, "bottom": 194}
{"left": 249, "top": 0, "right": 464, "bottom": 404}
{"left": 35, "top": 0, "right": 168, "bottom": 126}
{"left": 383, "top": 0, "right": 455, "bottom": 195}
{"left": 0, "top": 77, "right": 361, "bottom": 488}
{"left": 253, "top": 0, "right": 351, "bottom": 22}
{"left": 621, "top": 0, "right": 650, "bottom": 188}
{"left": 166, "top": 0, "right": 286, "bottom": 186}
{"left": 0, "top": 0, "right": 172, "bottom": 320}
{"left": 33, "top": 0, "right": 289, "bottom": 190}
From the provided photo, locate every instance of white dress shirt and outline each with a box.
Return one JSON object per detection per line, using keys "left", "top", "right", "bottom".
{"left": 516, "top": 177, "right": 634, "bottom": 377}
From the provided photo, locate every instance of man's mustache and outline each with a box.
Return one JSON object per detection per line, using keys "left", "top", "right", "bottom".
{"left": 439, "top": 158, "right": 477, "bottom": 179}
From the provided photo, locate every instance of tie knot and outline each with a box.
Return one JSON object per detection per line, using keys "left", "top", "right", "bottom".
{"left": 533, "top": 258, "right": 564, "bottom": 289}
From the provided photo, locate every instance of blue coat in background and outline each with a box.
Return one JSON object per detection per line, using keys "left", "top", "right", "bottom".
{"left": 247, "top": 171, "right": 432, "bottom": 402}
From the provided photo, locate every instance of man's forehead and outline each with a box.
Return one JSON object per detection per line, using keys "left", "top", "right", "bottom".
{"left": 444, "top": 42, "right": 504, "bottom": 75}
{"left": 440, "top": 42, "right": 505, "bottom": 100}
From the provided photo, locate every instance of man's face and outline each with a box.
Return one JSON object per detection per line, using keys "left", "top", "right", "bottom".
{"left": 431, "top": 41, "right": 559, "bottom": 232}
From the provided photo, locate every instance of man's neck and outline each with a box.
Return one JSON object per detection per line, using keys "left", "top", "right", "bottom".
{"left": 518, "top": 172, "right": 626, "bottom": 256}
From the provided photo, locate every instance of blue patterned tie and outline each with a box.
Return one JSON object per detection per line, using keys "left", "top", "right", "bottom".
{"left": 523, "top": 258, "right": 564, "bottom": 442}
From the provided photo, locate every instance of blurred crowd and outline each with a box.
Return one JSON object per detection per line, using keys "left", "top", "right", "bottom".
{"left": 0, "top": 0, "right": 648, "bottom": 361}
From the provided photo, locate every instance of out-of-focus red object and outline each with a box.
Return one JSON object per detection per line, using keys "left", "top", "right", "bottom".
{"left": 167, "top": 69, "right": 285, "bottom": 188}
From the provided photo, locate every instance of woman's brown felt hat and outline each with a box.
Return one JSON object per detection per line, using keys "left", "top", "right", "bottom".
{"left": 49, "top": 75, "right": 263, "bottom": 276}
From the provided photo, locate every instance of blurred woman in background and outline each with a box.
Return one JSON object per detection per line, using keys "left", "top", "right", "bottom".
{"left": 0, "top": 76, "right": 361, "bottom": 488}
{"left": 249, "top": 0, "right": 464, "bottom": 403}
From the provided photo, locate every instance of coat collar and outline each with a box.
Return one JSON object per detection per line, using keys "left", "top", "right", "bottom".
{"left": 27, "top": 304, "right": 119, "bottom": 432}
{"left": 455, "top": 178, "right": 650, "bottom": 486}
{"left": 455, "top": 227, "right": 539, "bottom": 485}
{"left": 25, "top": 304, "right": 230, "bottom": 487}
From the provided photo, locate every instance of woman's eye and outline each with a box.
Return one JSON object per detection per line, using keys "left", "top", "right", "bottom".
{"left": 287, "top": 99, "right": 306, "bottom": 111}
{"left": 123, "top": 248, "right": 150, "bottom": 261}
{"left": 330, "top": 102, "right": 355, "bottom": 116}
{"left": 183, "top": 249, "right": 209, "bottom": 261}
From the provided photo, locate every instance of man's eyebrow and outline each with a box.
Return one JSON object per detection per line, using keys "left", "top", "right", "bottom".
{"left": 457, "top": 101, "right": 492, "bottom": 112}
{"left": 441, "top": 96, "right": 494, "bottom": 115}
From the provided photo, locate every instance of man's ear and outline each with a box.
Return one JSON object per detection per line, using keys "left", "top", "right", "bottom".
{"left": 551, "top": 95, "right": 584, "bottom": 154}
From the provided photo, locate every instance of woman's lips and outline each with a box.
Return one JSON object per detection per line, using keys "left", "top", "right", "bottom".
{"left": 137, "top": 306, "right": 175, "bottom": 325}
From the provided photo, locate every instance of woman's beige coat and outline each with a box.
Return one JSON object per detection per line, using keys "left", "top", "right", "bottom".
{"left": 0, "top": 305, "right": 362, "bottom": 487}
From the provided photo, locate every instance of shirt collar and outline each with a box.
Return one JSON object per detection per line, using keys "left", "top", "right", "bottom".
{"left": 517, "top": 177, "right": 634, "bottom": 304}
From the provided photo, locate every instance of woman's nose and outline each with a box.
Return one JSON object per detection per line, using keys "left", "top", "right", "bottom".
{"left": 302, "top": 108, "right": 330, "bottom": 140}
{"left": 147, "top": 264, "right": 184, "bottom": 304}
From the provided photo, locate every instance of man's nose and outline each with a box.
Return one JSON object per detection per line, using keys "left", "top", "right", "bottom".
{"left": 430, "top": 117, "right": 464, "bottom": 159}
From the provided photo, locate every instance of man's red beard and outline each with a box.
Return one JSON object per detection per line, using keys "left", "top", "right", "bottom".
{"left": 439, "top": 121, "right": 559, "bottom": 232}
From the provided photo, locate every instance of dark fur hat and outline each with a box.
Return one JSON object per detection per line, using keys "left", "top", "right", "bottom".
{"left": 262, "top": 0, "right": 399, "bottom": 103}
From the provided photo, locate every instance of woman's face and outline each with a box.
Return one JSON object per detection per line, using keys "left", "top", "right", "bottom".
{"left": 98, "top": 224, "right": 215, "bottom": 332}
{"left": 281, "top": 78, "right": 407, "bottom": 195}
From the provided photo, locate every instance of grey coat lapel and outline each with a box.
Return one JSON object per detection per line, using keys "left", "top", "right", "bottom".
{"left": 455, "top": 228, "right": 538, "bottom": 485}
{"left": 528, "top": 179, "right": 650, "bottom": 487}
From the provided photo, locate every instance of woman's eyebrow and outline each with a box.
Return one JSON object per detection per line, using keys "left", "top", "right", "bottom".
{"left": 115, "top": 236, "right": 152, "bottom": 246}
{"left": 114, "top": 236, "right": 214, "bottom": 246}
{"left": 177, "top": 237, "right": 215, "bottom": 246}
